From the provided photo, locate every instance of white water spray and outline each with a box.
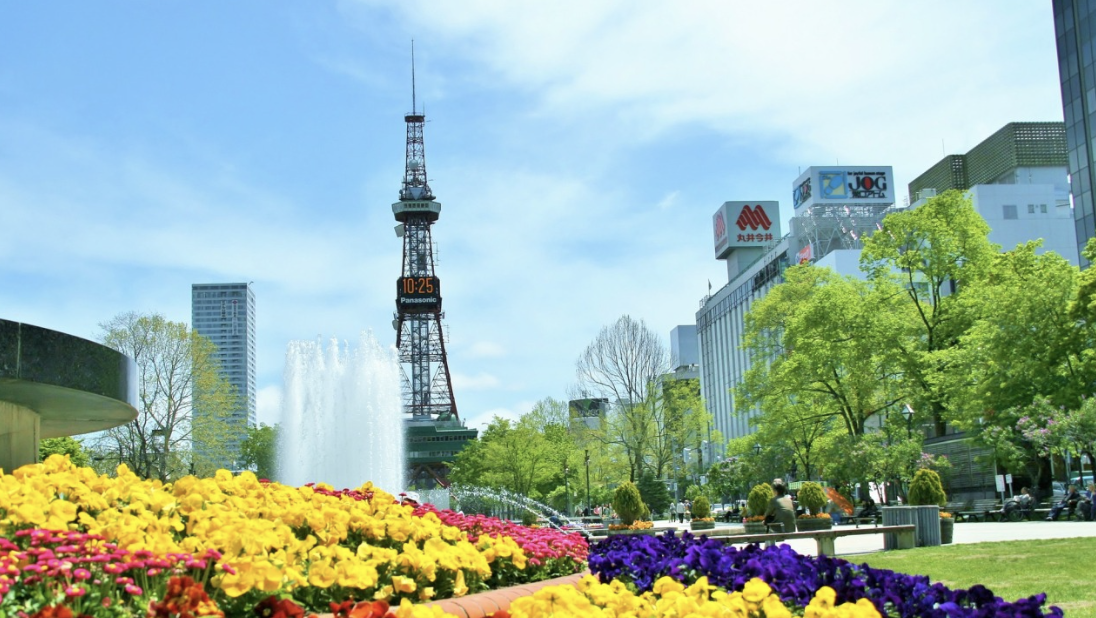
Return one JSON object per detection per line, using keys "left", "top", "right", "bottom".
{"left": 277, "top": 332, "right": 404, "bottom": 493}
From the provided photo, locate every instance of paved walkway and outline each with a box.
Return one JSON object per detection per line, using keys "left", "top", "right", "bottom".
{"left": 650, "top": 518, "right": 1096, "bottom": 557}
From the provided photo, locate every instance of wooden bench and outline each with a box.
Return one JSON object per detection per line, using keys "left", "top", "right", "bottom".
{"left": 954, "top": 499, "right": 1002, "bottom": 522}
{"left": 710, "top": 524, "right": 916, "bottom": 556}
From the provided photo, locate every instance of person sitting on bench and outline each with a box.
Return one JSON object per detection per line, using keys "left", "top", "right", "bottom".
{"left": 764, "top": 479, "right": 797, "bottom": 533}
{"left": 1046, "top": 484, "right": 1081, "bottom": 521}
{"left": 859, "top": 495, "right": 879, "bottom": 520}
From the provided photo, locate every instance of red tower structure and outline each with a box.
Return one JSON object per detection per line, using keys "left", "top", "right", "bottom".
{"left": 392, "top": 56, "right": 473, "bottom": 488}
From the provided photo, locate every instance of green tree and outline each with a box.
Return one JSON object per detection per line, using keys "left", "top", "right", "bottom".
{"left": 240, "top": 423, "right": 279, "bottom": 480}
{"left": 448, "top": 416, "right": 554, "bottom": 497}
{"left": 740, "top": 264, "right": 908, "bottom": 441}
{"left": 96, "top": 312, "right": 238, "bottom": 481}
{"left": 38, "top": 437, "right": 91, "bottom": 468}
{"left": 635, "top": 470, "right": 671, "bottom": 517}
{"left": 576, "top": 315, "right": 668, "bottom": 482}
{"left": 657, "top": 376, "right": 720, "bottom": 487}
{"left": 939, "top": 242, "right": 1090, "bottom": 486}
{"left": 860, "top": 190, "right": 998, "bottom": 436}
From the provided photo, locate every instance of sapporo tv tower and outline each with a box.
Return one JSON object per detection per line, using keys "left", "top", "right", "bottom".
{"left": 392, "top": 50, "right": 476, "bottom": 489}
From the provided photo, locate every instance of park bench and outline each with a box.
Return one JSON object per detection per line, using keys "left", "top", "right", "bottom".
{"left": 951, "top": 498, "right": 1002, "bottom": 522}
{"left": 709, "top": 524, "right": 916, "bottom": 556}
{"left": 847, "top": 506, "right": 881, "bottom": 528}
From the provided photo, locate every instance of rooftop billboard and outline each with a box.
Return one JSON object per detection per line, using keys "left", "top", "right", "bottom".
{"left": 713, "top": 201, "right": 781, "bottom": 259}
{"left": 792, "top": 166, "right": 894, "bottom": 210}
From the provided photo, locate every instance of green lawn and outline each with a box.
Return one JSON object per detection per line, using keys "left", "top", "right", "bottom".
{"left": 848, "top": 537, "right": 1095, "bottom": 617}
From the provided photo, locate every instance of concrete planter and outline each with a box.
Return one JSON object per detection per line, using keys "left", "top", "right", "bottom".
{"left": 743, "top": 521, "right": 768, "bottom": 534}
{"left": 795, "top": 517, "right": 832, "bottom": 532}
{"left": 690, "top": 520, "right": 716, "bottom": 531}
{"left": 940, "top": 517, "right": 954, "bottom": 544}
{"left": 607, "top": 528, "right": 657, "bottom": 536}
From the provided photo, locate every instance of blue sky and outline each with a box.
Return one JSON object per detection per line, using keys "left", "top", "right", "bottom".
{"left": 0, "top": 2, "right": 1066, "bottom": 435}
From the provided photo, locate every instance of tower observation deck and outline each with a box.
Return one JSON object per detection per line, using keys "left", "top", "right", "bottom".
{"left": 392, "top": 63, "right": 475, "bottom": 488}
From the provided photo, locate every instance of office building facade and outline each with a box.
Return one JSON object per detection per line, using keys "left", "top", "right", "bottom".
{"left": 1053, "top": 1, "right": 1096, "bottom": 259}
{"left": 191, "top": 282, "right": 256, "bottom": 469}
{"left": 695, "top": 135, "right": 1076, "bottom": 445}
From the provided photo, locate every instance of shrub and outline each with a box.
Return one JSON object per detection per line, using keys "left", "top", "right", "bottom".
{"left": 691, "top": 495, "right": 711, "bottom": 520}
{"left": 613, "top": 481, "right": 647, "bottom": 526}
{"left": 797, "top": 481, "right": 826, "bottom": 515}
{"left": 747, "top": 482, "right": 773, "bottom": 517}
{"left": 520, "top": 510, "right": 538, "bottom": 527}
{"left": 907, "top": 468, "right": 947, "bottom": 507}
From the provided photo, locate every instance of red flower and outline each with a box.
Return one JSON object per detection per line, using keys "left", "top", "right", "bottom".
{"left": 30, "top": 605, "right": 74, "bottom": 618}
{"left": 254, "top": 596, "right": 305, "bottom": 618}
{"left": 328, "top": 599, "right": 389, "bottom": 618}
{"left": 149, "top": 576, "right": 224, "bottom": 618}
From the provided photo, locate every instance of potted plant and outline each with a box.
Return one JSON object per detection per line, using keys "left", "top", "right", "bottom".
{"left": 690, "top": 495, "right": 716, "bottom": 531}
{"left": 742, "top": 482, "right": 773, "bottom": 534}
{"left": 609, "top": 481, "right": 654, "bottom": 535}
{"left": 907, "top": 468, "right": 950, "bottom": 545}
{"left": 795, "top": 481, "right": 832, "bottom": 531}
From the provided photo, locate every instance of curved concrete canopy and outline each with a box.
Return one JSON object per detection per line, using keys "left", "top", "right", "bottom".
{"left": 0, "top": 318, "right": 137, "bottom": 438}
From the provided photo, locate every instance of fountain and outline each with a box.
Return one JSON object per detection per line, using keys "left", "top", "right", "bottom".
{"left": 448, "top": 485, "right": 587, "bottom": 535}
{"left": 277, "top": 331, "right": 404, "bottom": 493}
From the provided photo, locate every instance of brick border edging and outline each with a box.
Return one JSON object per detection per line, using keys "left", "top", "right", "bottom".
{"left": 307, "top": 571, "right": 590, "bottom": 618}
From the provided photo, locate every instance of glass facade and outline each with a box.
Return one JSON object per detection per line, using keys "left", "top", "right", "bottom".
{"left": 191, "top": 282, "right": 256, "bottom": 469}
{"left": 1054, "top": 0, "right": 1096, "bottom": 260}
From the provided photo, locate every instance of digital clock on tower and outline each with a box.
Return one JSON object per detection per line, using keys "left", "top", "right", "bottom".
{"left": 396, "top": 276, "right": 441, "bottom": 312}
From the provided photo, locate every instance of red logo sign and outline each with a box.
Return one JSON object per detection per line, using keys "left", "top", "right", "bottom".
{"left": 736, "top": 205, "right": 772, "bottom": 231}
{"left": 714, "top": 211, "right": 727, "bottom": 241}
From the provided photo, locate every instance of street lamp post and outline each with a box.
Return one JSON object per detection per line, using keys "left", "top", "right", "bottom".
{"left": 585, "top": 450, "right": 591, "bottom": 516}
{"left": 564, "top": 463, "right": 571, "bottom": 517}
{"left": 902, "top": 404, "right": 914, "bottom": 438}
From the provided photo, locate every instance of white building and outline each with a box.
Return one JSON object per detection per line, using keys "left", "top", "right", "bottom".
{"left": 695, "top": 123, "right": 1076, "bottom": 445}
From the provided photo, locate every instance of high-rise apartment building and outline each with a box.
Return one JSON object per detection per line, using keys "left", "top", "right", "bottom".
{"left": 1053, "top": 0, "right": 1096, "bottom": 259}
{"left": 191, "top": 282, "right": 256, "bottom": 469}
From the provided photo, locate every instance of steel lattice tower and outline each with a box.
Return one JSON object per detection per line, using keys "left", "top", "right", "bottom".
{"left": 392, "top": 70, "right": 459, "bottom": 428}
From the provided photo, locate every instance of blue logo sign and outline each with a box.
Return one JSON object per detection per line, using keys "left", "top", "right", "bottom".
{"left": 819, "top": 171, "right": 847, "bottom": 199}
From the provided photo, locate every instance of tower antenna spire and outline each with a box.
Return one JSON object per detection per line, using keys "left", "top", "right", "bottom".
{"left": 411, "top": 40, "right": 417, "bottom": 114}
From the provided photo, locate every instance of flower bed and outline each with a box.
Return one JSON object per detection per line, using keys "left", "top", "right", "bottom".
{"left": 0, "top": 456, "right": 586, "bottom": 617}
{"left": 490, "top": 572, "right": 879, "bottom": 618}
{"left": 0, "top": 457, "right": 1065, "bottom": 618}
{"left": 587, "top": 530, "right": 1063, "bottom": 618}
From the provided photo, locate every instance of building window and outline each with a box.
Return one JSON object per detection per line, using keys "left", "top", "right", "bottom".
{"left": 1003, "top": 204, "right": 1018, "bottom": 220}
{"left": 1041, "top": 204, "right": 1048, "bottom": 213}
{"left": 1028, "top": 204, "right": 1036, "bottom": 214}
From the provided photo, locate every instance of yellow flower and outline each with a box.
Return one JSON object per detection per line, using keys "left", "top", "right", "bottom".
{"left": 306, "top": 560, "right": 336, "bottom": 588}
{"left": 652, "top": 576, "right": 685, "bottom": 596}
{"left": 452, "top": 570, "right": 468, "bottom": 597}
{"left": 392, "top": 574, "right": 417, "bottom": 594}
{"left": 374, "top": 584, "right": 394, "bottom": 601}
{"left": 742, "top": 577, "right": 773, "bottom": 605}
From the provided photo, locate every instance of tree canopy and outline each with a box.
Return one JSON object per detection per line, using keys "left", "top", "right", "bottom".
{"left": 96, "top": 312, "right": 238, "bottom": 481}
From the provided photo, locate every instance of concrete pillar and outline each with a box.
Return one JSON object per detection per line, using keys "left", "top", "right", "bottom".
{"left": 0, "top": 401, "right": 40, "bottom": 473}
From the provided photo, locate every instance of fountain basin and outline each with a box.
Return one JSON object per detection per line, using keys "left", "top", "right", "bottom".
{"left": 0, "top": 319, "right": 137, "bottom": 471}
